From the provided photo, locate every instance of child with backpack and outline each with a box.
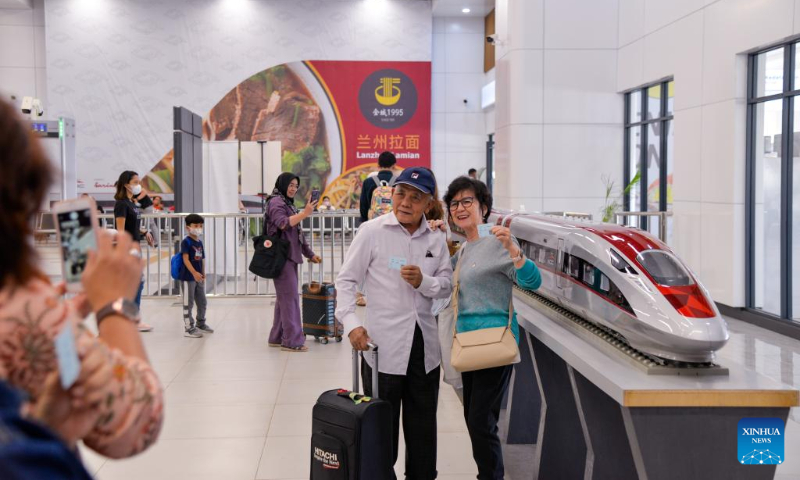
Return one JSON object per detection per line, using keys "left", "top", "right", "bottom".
{"left": 172, "top": 214, "right": 214, "bottom": 338}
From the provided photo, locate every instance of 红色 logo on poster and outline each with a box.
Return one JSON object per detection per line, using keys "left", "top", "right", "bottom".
{"left": 738, "top": 418, "right": 784, "bottom": 465}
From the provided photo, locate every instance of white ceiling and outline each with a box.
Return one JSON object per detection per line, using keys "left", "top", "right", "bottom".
{"left": 432, "top": 0, "right": 494, "bottom": 17}
{"left": 0, "top": 0, "right": 31, "bottom": 9}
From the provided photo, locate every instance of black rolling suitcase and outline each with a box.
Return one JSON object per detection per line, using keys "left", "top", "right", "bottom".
{"left": 302, "top": 282, "right": 342, "bottom": 344}
{"left": 310, "top": 344, "right": 393, "bottom": 479}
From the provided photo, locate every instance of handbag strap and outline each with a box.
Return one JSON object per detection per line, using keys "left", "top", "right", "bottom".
{"left": 451, "top": 243, "right": 515, "bottom": 338}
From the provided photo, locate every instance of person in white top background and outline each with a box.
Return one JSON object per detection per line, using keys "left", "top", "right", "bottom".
{"left": 336, "top": 166, "right": 453, "bottom": 480}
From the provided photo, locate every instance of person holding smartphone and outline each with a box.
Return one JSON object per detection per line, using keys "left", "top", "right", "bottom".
{"left": 265, "top": 172, "right": 322, "bottom": 352}
{"left": 113, "top": 170, "right": 154, "bottom": 332}
{"left": 0, "top": 98, "right": 164, "bottom": 460}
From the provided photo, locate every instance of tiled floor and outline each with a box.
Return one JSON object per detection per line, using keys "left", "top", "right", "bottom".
{"left": 77, "top": 296, "right": 800, "bottom": 480}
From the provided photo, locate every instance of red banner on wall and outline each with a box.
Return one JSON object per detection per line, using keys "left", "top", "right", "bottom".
{"left": 150, "top": 60, "right": 431, "bottom": 209}
{"left": 305, "top": 61, "right": 431, "bottom": 207}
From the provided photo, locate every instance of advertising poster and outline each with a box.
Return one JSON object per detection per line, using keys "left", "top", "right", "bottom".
{"left": 146, "top": 60, "right": 431, "bottom": 208}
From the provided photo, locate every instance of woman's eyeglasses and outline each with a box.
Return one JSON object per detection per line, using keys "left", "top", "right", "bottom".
{"left": 449, "top": 197, "right": 475, "bottom": 211}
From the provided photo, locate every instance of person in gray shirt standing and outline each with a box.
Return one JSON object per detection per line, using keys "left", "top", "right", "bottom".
{"left": 336, "top": 167, "right": 453, "bottom": 480}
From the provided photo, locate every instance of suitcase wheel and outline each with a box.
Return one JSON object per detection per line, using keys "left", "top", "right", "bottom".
{"left": 335, "top": 336, "right": 343, "bottom": 343}
{"left": 320, "top": 337, "right": 329, "bottom": 345}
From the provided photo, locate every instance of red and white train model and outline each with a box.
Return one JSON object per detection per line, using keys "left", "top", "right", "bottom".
{"left": 490, "top": 210, "right": 729, "bottom": 364}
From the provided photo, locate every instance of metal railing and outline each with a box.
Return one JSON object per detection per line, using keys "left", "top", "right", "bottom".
{"left": 37, "top": 211, "right": 361, "bottom": 298}
{"left": 614, "top": 211, "right": 673, "bottom": 243}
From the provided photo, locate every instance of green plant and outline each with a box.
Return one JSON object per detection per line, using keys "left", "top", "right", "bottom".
{"left": 600, "top": 171, "right": 640, "bottom": 223}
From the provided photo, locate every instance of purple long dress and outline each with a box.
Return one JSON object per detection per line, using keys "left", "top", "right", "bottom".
{"left": 266, "top": 196, "right": 315, "bottom": 347}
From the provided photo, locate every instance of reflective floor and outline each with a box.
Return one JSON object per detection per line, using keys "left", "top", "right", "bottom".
{"left": 76, "top": 297, "right": 800, "bottom": 479}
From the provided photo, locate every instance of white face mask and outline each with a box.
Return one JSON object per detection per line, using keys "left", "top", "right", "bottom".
{"left": 190, "top": 228, "right": 203, "bottom": 236}
{"left": 130, "top": 184, "right": 142, "bottom": 196}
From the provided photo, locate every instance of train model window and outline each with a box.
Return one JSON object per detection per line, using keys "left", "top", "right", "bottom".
{"left": 570, "top": 255, "right": 581, "bottom": 278}
{"left": 583, "top": 264, "right": 595, "bottom": 285}
{"left": 599, "top": 274, "right": 610, "bottom": 292}
{"left": 636, "top": 250, "right": 694, "bottom": 287}
{"left": 609, "top": 249, "right": 638, "bottom": 275}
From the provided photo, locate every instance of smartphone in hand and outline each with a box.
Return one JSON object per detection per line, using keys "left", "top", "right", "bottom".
{"left": 53, "top": 197, "right": 99, "bottom": 292}
{"left": 310, "top": 188, "right": 321, "bottom": 204}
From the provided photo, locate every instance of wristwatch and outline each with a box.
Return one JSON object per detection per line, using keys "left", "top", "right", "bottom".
{"left": 96, "top": 298, "right": 141, "bottom": 326}
{"left": 510, "top": 249, "right": 525, "bottom": 263}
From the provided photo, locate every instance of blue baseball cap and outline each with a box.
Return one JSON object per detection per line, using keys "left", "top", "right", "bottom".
{"left": 394, "top": 167, "right": 436, "bottom": 195}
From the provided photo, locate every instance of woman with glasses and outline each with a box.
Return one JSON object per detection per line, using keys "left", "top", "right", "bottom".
{"left": 443, "top": 176, "right": 541, "bottom": 480}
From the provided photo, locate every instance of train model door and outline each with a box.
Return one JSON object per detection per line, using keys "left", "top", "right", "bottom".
{"left": 556, "top": 238, "right": 567, "bottom": 291}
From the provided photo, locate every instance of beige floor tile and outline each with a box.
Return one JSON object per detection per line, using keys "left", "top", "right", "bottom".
{"left": 161, "top": 403, "right": 274, "bottom": 439}
{"left": 173, "top": 359, "right": 287, "bottom": 382}
{"left": 268, "top": 403, "right": 315, "bottom": 436}
{"left": 276, "top": 378, "right": 350, "bottom": 404}
{"left": 97, "top": 437, "right": 265, "bottom": 480}
{"left": 166, "top": 380, "right": 281, "bottom": 406}
{"left": 255, "top": 436, "right": 311, "bottom": 479}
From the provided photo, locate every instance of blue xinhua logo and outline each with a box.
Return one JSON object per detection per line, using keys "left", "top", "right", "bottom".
{"left": 738, "top": 418, "right": 784, "bottom": 465}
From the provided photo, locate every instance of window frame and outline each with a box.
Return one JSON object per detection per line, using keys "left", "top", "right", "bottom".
{"left": 623, "top": 79, "right": 674, "bottom": 231}
{"left": 745, "top": 43, "right": 796, "bottom": 321}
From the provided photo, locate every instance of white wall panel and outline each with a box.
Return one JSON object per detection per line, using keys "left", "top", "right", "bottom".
{"left": 618, "top": 0, "right": 645, "bottom": 47}
{"left": 700, "top": 99, "right": 747, "bottom": 205}
{"left": 507, "top": 49, "right": 544, "bottom": 125}
{"left": 700, "top": 201, "right": 746, "bottom": 306}
{"left": 0, "top": 24, "right": 34, "bottom": 67}
{"left": 507, "top": 0, "right": 544, "bottom": 51}
{"left": 671, "top": 107, "right": 703, "bottom": 203}
{"left": 444, "top": 72, "right": 485, "bottom": 113}
{"left": 445, "top": 113, "right": 486, "bottom": 153}
{"left": 505, "top": 124, "right": 544, "bottom": 200}
{"left": 617, "top": 38, "right": 644, "bottom": 91}
{"left": 702, "top": 0, "right": 794, "bottom": 104}
{"left": 445, "top": 33, "right": 485, "bottom": 73}
{"left": 642, "top": 11, "right": 703, "bottom": 111}
{"left": 543, "top": 49, "right": 622, "bottom": 124}
{"left": 644, "top": 0, "right": 703, "bottom": 34}
{"left": 542, "top": 124, "right": 623, "bottom": 199}
{"left": 0, "top": 66, "right": 35, "bottom": 106}
{"left": 544, "top": 0, "right": 619, "bottom": 49}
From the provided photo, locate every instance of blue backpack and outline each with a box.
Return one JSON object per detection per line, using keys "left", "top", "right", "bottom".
{"left": 170, "top": 252, "right": 184, "bottom": 280}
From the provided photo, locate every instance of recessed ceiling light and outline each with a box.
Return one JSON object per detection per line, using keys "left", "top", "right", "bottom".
{"left": 462, "top": 8, "right": 471, "bottom": 13}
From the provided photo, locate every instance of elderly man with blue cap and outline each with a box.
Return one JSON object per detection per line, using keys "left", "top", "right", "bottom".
{"left": 335, "top": 166, "right": 453, "bottom": 480}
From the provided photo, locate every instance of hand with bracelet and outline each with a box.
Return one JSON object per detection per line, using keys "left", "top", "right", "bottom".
{"left": 490, "top": 225, "right": 526, "bottom": 268}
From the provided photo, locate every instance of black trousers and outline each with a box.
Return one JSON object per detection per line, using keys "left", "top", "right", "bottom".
{"left": 362, "top": 324, "right": 440, "bottom": 480}
{"left": 461, "top": 364, "right": 513, "bottom": 480}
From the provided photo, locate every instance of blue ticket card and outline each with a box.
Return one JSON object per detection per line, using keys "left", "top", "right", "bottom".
{"left": 478, "top": 223, "right": 494, "bottom": 238}
{"left": 389, "top": 256, "right": 408, "bottom": 270}
{"left": 54, "top": 323, "right": 80, "bottom": 389}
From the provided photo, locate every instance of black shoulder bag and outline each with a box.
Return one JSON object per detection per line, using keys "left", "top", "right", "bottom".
{"left": 248, "top": 206, "right": 290, "bottom": 279}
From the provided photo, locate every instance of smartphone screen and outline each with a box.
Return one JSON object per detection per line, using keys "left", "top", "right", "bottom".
{"left": 57, "top": 208, "right": 97, "bottom": 285}
{"left": 310, "top": 189, "right": 321, "bottom": 204}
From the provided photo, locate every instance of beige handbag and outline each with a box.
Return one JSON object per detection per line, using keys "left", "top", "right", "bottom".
{"left": 450, "top": 244, "right": 519, "bottom": 373}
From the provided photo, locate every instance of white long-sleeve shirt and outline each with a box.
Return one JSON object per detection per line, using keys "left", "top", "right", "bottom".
{"left": 335, "top": 212, "right": 453, "bottom": 375}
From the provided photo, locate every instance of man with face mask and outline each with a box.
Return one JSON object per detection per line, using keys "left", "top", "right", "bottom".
{"left": 335, "top": 167, "right": 453, "bottom": 480}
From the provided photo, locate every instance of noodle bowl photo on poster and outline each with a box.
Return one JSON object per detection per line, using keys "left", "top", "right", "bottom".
{"left": 144, "top": 61, "right": 432, "bottom": 208}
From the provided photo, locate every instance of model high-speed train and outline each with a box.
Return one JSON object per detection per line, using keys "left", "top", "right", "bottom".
{"left": 490, "top": 210, "right": 729, "bottom": 364}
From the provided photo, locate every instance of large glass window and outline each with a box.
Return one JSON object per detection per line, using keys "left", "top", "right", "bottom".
{"left": 624, "top": 80, "right": 674, "bottom": 239}
{"left": 747, "top": 43, "right": 800, "bottom": 322}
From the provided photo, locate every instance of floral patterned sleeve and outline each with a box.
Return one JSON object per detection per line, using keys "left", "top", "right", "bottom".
{"left": 0, "top": 279, "right": 164, "bottom": 458}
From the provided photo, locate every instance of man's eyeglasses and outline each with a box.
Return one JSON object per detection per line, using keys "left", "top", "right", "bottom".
{"left": 449, "top": 197, "right": 475, "bottom": 211}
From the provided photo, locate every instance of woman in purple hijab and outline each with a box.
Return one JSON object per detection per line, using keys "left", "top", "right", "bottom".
{"left": 265, "top": 172, "right": 321, "bottom": 352}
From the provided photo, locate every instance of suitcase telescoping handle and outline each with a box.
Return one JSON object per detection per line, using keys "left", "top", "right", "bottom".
{"left": 352, "top": 343, "right": 379, "bottom": 399}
